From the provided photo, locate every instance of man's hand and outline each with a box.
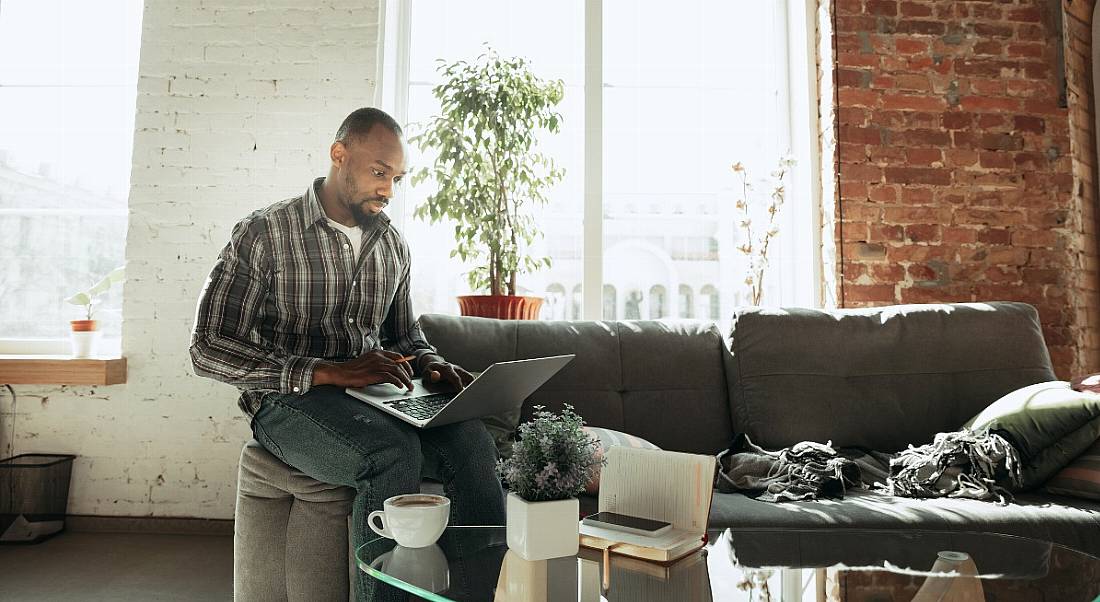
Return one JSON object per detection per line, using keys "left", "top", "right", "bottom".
{"left": 424, "top": 360, "right": 474, "bottom": 391}
{"left": 312, "top": 350, "right": 415, "bottom": 391}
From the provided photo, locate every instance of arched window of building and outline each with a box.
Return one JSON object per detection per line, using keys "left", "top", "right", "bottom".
{"left": 624, "top": 289, "right": 643, "bottom": 320}
{"left": 678, "top": 285, "right": 694, "bottom": 319}
{"left": 701, "top": 284, "right": 720, "bottom": 320}
{"left": 649, "top": 285, "right": 667, "bottom": 319}
{"left": 602, "top": 285, "right": 617, "bottom": 320}
{"left": 544, "top": 283, "right": 566, "bottom": 320}
{"left": 570, "top": 283, "right": 582, "bottom": 320}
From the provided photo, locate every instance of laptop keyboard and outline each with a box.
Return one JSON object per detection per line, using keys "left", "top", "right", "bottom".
{"left": 384, "top": 392, "right": 457, "bottom": 421}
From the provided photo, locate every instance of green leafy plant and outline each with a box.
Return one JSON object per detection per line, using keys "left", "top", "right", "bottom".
{"left": 410, "top": 47, "right": 565, "bottom": 296}
{"left": 65, "top": 265, "right": 125, "bottom": 320}
{"left": 498, "top": 405, "right": 604, "bottom": 502}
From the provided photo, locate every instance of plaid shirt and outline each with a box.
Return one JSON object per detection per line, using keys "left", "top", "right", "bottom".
{"left": 190, "top": 178, "right": 437, "bottom": 417}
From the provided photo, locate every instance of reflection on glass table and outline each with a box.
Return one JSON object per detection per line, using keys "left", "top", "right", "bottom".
{"left": 356, "top": 526, "right": 1100, "bottom": 602}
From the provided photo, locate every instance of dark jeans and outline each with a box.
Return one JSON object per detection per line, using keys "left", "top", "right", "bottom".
{"left": 251, "top": 385, "right": 506, "bottom": 601}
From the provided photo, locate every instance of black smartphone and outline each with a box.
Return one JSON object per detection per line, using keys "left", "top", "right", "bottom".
{"left": 581, "top": 511, "right": 673, "bottom": 537}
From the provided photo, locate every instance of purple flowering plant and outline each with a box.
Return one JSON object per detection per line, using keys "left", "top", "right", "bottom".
{"left": 497, "top": 405, "right": 604, "bottom": 502}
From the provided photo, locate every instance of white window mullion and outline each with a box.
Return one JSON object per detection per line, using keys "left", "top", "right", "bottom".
{"left": 582, "top": 0, "right": 604, "bottom": 320}
{"left": 377, "top": 0, "right": 413, "bottom": 234}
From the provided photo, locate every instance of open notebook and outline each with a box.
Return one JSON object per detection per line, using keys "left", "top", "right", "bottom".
{"left": 579, "top": 446, "right": 716, "bottom": 563}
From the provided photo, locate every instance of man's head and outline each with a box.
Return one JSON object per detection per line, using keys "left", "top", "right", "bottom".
{"left": 328, "top": 108, "right": 407, "bottom": 228}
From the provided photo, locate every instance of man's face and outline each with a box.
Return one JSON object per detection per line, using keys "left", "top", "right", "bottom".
{"left": 332, "top": 124, "right": 407, "bottom": 228}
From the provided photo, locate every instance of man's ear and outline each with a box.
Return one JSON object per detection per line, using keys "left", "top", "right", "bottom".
{"left": 330, "top": 141, "right": 346, "bottom": 167}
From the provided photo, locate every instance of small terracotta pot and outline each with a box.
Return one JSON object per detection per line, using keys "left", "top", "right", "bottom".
{"left": 456, "top": 295, "right": 544, "bottom": 320}
{"left": 70, "top": 320, "right": 98, "bottom": 332}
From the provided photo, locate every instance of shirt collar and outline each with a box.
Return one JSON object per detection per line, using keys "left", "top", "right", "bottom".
{"left": 303, "top": 177, "right": 393, "bottom": 231}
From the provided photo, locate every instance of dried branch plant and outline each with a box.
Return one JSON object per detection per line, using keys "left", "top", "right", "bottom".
{"left": 732, "top": 155, "right": 796, "bottom": 305}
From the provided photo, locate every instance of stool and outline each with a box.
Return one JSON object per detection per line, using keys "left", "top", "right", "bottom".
{"left": 235, "top": 439, "right": 355, "bottom": 602}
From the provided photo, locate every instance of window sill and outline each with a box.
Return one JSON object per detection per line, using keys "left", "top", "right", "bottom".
{"left": 0, "top": 356, "right": 127, "bottom": 385}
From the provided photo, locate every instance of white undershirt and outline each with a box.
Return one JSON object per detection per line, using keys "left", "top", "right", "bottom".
{"left": 326, "top": 218, "right": 363, "bottom": 260}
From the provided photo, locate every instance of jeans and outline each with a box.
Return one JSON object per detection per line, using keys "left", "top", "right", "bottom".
{"left": 251, "top": 385, "right": 507, "bottom": 601}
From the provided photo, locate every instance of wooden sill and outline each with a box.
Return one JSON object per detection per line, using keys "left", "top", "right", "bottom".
{"left": 0, "top": 355, "right": 127, "bottom": 385}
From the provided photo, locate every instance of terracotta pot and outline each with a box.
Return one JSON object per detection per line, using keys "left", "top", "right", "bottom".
{"left": 456, "top": 295, "right": 544, "bottom": 320}
{"left": 70, "top": 320, "right": 98, "bottom": 332}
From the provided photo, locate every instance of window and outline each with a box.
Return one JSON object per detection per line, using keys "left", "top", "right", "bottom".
{"left": 679, "top": 285, "right": 694, "bottom": 319}
{"left": 378, "top": 0, "right": 820, "bottom": 326}
{"left": 602, "top": 285, "right": 616, "bottom": 320}
{"left": 0, "top": 1, "right": 143, "bottom": 346}
{"left": 649, "top": 285, "right": 666, "bottom": 319}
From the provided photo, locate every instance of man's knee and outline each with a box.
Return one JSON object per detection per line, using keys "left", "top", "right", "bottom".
{"left": 424, "top": 419, "right": 500, "bottom": 475}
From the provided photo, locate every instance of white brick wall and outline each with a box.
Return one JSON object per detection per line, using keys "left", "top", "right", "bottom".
{"left": 1, "top": 0, "right": 380, "bottom": 518}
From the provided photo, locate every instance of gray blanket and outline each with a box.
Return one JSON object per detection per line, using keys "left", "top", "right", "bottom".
{"left": 716, "top": 429, "right": 1020, "bottom": 504}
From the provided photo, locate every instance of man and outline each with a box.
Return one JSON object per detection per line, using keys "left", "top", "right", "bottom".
{"left": 190, "top": 107, "right": 506, "bottom": 599}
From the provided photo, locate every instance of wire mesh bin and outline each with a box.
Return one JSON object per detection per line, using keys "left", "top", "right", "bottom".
{"left": 0, "top": 454, "right": 76, "bottom": 544}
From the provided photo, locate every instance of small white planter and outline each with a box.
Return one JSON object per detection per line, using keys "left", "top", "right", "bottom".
{"left": 506, "top": 492, "right": 579, "bottom": 561}
{"left": 69, "top": 331, "right": 99, "bottom": 358}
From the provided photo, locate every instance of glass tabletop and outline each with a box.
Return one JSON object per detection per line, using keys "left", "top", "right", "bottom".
{"left": 355, "top": 526, "right": 1100, "bottom": 602}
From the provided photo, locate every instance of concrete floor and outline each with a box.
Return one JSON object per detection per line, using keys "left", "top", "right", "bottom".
{"left": 0, "top": 532, "right": 232, "bottom": 601}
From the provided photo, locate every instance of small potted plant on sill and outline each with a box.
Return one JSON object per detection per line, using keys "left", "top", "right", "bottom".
{"left": 64, "top": 265, "right": 124, "bottom": 358}
{"left": 410, "top": 46, "right": 565, "bottom": 320}
{"left": 498, "top": 405, "right": 603, "bottom": 561}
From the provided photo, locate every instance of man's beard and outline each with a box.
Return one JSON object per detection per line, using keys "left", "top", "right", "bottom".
{"left": 348, "top": 201, "right": 383, "bottom": 229}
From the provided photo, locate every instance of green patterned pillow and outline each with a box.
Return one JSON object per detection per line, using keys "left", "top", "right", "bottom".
{"left": 1044, "top": 437, "right": 1100, "bottom": 501}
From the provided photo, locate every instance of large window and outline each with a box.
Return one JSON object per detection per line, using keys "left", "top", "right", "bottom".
{"left": 0, "top": 1, "right": 143, "bottom": 346}
{"left": 378, "top": 0, "right": 820, "bottom": 326}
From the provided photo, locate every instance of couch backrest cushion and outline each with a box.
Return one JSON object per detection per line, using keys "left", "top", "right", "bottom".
{"left": 726, "top": 302, "right": 1056, "bottom": 452}
{"left": 419, "top": 315, "right": 734, "bottom": 455}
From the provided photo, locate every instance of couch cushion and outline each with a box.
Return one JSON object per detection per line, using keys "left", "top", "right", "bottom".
{"left": 965, "top": 381, "right": 1100, "bottom": 490}
{"left": 420, "top": 315, "right": 733, "bottom": 455}
{"left": 727, "top": 302, "right": 1056, "bottom": 452}
{"left": 707, "top": 489, "right": 1100, "bottom": 558}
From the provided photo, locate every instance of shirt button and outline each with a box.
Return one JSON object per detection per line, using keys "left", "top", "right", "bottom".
{"left": 292, "top": 386, "right": 300, "bottom": 393}
{"left": 343, "top": 243, "right": 350, "bottom": 249}
{"left": 352, "top": 281, "right": 358, "bottom": 287}
{"left": 348, "top": 318, "right": 355, "bottom": 324}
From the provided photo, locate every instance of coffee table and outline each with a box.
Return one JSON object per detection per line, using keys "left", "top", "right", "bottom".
{"left": 355, "top": 526, "right": 1100, "bottom": 601}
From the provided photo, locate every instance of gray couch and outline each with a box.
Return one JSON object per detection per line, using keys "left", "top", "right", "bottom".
{"left": 234, "top": 301, "right": 1100, "bottom": 600}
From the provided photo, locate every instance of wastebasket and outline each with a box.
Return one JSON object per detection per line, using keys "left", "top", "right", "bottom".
{"left": 0, "top": 454, "right": 76, "bottom": 544}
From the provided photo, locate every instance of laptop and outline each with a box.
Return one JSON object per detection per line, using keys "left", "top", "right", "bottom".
{"left": 345, "top": 354, "right": 575, "bottom": 428}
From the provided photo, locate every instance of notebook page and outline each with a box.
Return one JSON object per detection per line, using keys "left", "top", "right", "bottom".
{"left": 597, "top": 447, "right": 715, "bottom": 533}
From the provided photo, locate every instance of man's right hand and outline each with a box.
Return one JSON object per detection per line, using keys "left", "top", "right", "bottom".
{"left": 312, "top": 350, "right": 415, "bottom": 391}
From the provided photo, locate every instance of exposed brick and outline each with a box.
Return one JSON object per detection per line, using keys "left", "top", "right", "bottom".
{"left": 884, "top": 166, "right": 953, "bottom": 185}
{"left": 834, "top": 0, "right": 1095, "bottom": 380}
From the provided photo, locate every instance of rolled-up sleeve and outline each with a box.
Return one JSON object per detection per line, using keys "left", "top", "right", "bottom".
{"left": 190, "top": 218, "right": 317, "bottom": 394}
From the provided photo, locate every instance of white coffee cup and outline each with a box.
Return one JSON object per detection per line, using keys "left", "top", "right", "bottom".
{"left": 368, "top": 494, "right": 450, "bottom": 548}
{"left": 368, "top": 544, "right": 450, "bottom": 592}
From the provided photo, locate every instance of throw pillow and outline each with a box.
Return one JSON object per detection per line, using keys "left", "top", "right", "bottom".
{"left": 964, "top": 381, "right": 1100, "bottom": 490}
{"left": 1044, "top": 437, "right": 1100, "bottom": 501}
{"left": 583, "top": 427, "right": 660, "bottom": 495}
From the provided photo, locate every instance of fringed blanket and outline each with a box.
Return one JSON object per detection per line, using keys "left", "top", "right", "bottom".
{"left": 884, "top": 429, "right": 1021, "bottom": 504}
{"left": 716, "top": 429, "right": 1021, "bottom": 505}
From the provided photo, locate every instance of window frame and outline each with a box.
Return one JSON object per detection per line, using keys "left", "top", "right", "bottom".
{"left": 377, "top": 0, "right": 825, "bottom": 319}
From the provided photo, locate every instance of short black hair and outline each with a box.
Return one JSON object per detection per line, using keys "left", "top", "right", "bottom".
{"left": 334, "top": 107, "right": 402, "bottom": 143}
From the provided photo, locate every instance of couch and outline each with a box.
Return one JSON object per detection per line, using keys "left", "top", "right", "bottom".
{"left": 234, "top": 301, "right": 1100, "bottom": 599}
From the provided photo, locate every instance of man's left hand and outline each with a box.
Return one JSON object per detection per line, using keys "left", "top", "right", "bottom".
{"left": 424, "top": 361, "right": 474, "bottom": 391}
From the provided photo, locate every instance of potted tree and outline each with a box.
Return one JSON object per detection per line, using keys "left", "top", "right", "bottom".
{"left": 410, "top": 47, "right": 565, "bottom": 319}
{"left": 64, "top": 265, "right": 124, "bottom": 358}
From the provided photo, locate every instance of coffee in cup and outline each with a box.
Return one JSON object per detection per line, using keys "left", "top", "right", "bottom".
{"left": 368, "top": 494, "right": 450, "bottom": 548}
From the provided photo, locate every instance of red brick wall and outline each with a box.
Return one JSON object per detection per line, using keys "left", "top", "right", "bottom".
{"left": 833, "top": 0, "right": 1099, "bottom": 377}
